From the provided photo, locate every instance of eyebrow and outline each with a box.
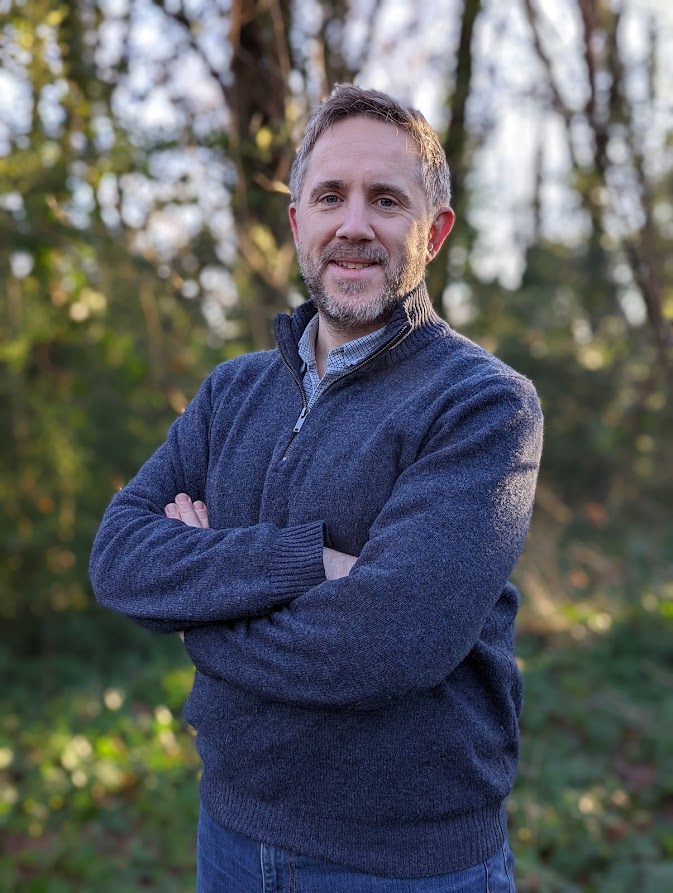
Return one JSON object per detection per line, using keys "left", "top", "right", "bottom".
{"left": 370, "top": 182, "right": 413, "bottom": 206}
{"left": 308, "top": 180, "right": 346, "bottom": 203}
{"left": 307, "top": 179, "right": 413, "bottom": 206}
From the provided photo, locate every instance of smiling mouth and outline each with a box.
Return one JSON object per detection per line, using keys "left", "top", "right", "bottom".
{"left": 333, "top": 261, "right": 377, "bottom": 270}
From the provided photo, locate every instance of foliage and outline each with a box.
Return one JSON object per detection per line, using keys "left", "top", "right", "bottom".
{"left": 0, "top": 611, "right": 200, "bottom": 892}
{"left": 0, "top": 0, "right": 225, "bottom": 620}
{"left": 511, "top": 598, "right": 673, "bottom": 892}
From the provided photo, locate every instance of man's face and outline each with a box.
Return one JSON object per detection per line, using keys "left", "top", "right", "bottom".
{"left": 289, "top": 117, "right": 452, "bottom": 332}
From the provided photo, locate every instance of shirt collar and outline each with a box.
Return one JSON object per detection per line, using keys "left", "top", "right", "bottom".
{"left": 297, "top": 314, "right": 390, "bottom": 374}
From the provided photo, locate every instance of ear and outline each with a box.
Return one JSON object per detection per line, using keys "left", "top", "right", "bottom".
{"left": 426, "top": 209, "right": 455, "bottom": 263}
{"left": 288, "top": 203, "right": 299, "bottom": 243}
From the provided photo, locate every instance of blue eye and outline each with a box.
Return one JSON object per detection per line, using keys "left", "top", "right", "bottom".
{"left": 321, "top": 194, "right": 340, "bottom": 204}
{"left": 378, "top": 197, "right": 396, "bottom": 208}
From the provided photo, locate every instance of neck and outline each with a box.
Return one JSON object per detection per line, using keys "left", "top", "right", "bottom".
{"left": 314, "top": 313, "right": 387, "bottom": 377}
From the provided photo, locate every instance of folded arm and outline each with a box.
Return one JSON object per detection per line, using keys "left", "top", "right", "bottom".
{"left": 165, "top": 495, "right": 356, "bottom": 640}
{"left": 182, "top": 376, "right": 543, "bottom": 710}
{"left": 89, "top": 373, "right": 326, "bottom": 633}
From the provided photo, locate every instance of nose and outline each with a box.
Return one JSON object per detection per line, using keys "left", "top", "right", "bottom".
{"left": 335, "top": 197, "right": 375, "bottom": 241}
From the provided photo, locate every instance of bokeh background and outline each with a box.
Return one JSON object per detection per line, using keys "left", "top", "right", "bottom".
{"left": 1, "top": 0, "right": 672, "bottom": 890}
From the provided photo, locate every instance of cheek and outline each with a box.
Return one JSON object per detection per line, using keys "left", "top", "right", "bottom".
{"left": 299, "top": 223, "right": 329, "bottom": 253}
{"left": 407, "top": 225, "right": 430, "bottom": 255}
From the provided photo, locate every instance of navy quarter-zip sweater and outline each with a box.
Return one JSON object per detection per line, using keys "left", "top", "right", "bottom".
{"left": 90, "top": 283, "right": 543, "bottom": 878}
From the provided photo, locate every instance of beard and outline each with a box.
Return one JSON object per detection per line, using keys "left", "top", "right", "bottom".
{"left": 296, "top": 238, "right": 427, "bottom": 333}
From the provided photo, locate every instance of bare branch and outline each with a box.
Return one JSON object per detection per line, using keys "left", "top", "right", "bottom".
{"left": 521, "top": 0, "right": 574, "bottom": 129}
{"left": 149, "top": 0, "right": 230, "bottom": 99}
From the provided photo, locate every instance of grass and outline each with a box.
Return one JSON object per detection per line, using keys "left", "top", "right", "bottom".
{"left": 2, "top": 580, "right": 672, "bottom": 892}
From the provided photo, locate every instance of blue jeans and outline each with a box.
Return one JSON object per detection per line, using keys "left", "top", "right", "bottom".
{"left": 196, "top": 805, "right": 516, "bottom": 892}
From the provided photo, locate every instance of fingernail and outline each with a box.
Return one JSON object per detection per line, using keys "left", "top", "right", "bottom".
{"left": 176, "top": 493, "right": 190, "bottom": 504}
{"left": 165, "top": 504, "right": 178, "bottom": 516}
{"left": 194, "top": 501, "right": 205, "bottom": 511}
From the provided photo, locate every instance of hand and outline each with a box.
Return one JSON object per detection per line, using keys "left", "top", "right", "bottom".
{"left": 164, "top": 493, "right": 210, "bottom": 528}
{"left": 165, "top": 494, "right": 209, "bottom": 642}
{"left": 322, "top": 546, "right": 357, "bottom": 580}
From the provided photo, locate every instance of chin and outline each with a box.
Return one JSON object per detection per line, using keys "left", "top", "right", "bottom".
{"left": 316, "top": 289, "right": 400, "bottom": 330}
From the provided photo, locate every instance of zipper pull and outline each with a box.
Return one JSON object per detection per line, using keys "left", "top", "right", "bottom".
{"left": 293, "top": 407, "right": 308, "bottom": 433}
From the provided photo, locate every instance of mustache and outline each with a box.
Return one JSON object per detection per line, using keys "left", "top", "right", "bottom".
{"left": 319, "top": 244, "right": 388, "bottom": 267}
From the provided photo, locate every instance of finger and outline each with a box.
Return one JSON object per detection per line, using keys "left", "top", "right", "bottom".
{"left": 165, "top": 503, "right": 179, "bottom": 518}
{"left": 174, "top": 493, "right": 203, "bottom": 528}
{"left": 193, "top": 501, "right": 209, "bottom": 528}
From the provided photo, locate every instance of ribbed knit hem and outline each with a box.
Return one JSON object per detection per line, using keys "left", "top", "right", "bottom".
{"left": 199, "top": 777, "right": 508, "bottom": 879}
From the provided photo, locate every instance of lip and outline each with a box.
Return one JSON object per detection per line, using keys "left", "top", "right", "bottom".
{"left": 328, "top": 259, "right": 379, "bottom": 272}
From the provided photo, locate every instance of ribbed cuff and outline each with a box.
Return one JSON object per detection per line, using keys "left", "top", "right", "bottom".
{"left": 267, "top": 520, "right": 326, "bottom": 600}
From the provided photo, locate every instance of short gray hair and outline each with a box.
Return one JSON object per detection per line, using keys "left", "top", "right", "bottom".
{"left": 289, "top": 84, "right": 452, "bottom": 216}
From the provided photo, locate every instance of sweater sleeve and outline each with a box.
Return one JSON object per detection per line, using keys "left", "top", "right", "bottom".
{"left": 183, "top": 374, "right": 544, "bottom": 709}
{"left": 89, "top": 369, "right": 326, "bottom": 634}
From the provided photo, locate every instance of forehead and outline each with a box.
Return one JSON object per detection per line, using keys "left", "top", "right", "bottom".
{"left": 304, "top": 117, "right": 423, "bottom": 191}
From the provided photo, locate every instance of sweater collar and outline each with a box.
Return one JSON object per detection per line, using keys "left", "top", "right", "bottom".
{"left": 275, "top": 281, "right": 449, "bottom": 373}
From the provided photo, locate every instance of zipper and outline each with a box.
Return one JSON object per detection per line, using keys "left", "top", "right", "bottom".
{"left": 279, "top": 323, "right": 411, "bottom": 461}
{"left": 279, "top": 352, "right": 309, "bottom": 460}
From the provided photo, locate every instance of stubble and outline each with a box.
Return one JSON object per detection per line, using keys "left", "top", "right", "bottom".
{"left": 296, "top": 238, "right": 427, "bottom": 334}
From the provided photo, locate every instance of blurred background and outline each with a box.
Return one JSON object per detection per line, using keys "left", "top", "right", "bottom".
{"left": 1, "top": 0, "right": 672, "bottom": 890}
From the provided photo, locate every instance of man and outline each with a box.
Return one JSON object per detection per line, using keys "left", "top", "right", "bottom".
{"left": 90, "top": 84, "right": 543, "bottom": 891}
